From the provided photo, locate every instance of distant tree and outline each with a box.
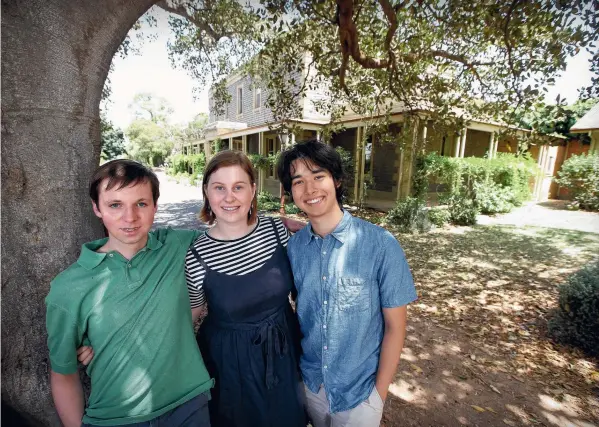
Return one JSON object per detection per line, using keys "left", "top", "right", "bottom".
{"left": 100, "top": 117, "right": 127, "bottom": 161}
{"left": 129, "top": 92, "right": 174, "bottom": 125}
{"left": 185, "top": 112, "right": 209, "bottom": 141}
{"left": 126, "top": 119, "right": 173, "bottom": 166}
{"left": 514, "top": 98, "right": 598, "bottom": 142}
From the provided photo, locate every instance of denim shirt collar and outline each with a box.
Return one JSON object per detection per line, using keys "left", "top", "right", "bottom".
{"left": 301, "top": 209, "right": 352, "bottom": 245}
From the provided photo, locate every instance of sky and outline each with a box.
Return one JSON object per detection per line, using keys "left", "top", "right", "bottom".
{"left": 104, "top": 7, "right": 595, "bottom": 131}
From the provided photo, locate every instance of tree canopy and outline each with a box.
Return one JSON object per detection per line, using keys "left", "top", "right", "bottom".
{"left": 124, "top": 93, "right": 208, "bottom": 165}
{"left": 129, "top": 92, "right": 175, "bottom": 125}
{"left": 152, "top": 0, "right": 598, "bottom": 132}
{"left": 100, "top": 117, "right": 128, "bottom": 161}
{"left": 514, "top": 98, "right": 598, "bottom": 142}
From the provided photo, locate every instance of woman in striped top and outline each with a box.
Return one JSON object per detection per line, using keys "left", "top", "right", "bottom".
{"left": 186, "top": 151, "right": 305, "bottom": 427}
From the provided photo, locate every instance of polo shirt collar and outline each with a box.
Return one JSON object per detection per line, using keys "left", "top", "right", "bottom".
{"left": 76, "top": 232, "right": 163, "bottom": 270}
{"left": 145, "top": 231, "right": 164, "bottom": 251}
{"left": 303, "top": 210, "right": 352, "bottom": 245}
{"left": 77, "top": 238, "right": 109, "bottom": 270}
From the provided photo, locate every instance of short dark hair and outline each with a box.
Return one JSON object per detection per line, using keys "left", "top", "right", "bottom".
{"left": 89, "top": 160, "right": 160, "bottom": 207}
{"left": 200, "top": 150, "right": 258, "bottom": 225}
{"left": 277, "top": 140, "right": 345, "bottom": 207}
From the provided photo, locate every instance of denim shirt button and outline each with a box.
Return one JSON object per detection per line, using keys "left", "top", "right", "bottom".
{"left": 324, "top": 300, "right": 328, "bottom": 305}
{"left": 322, "top": 276, "right": 326, "bottom": 280}
{"left": 323, "top": 324, "right": 327, "bottom": 329}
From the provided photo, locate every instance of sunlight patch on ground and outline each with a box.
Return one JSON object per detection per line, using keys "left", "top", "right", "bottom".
{"left": 561, "top": 246, "right": 585, "bottom": 256}
{"left": 400, "top": 347, "right": 418, "bottom": 362}
{"left": 506, "top": 404, "right": 534, "bottom": 425}
{"left": 431, "top": 344, "right": 461, "bottom": 357}
{"left": 538, "top": 394, "right": 580, "bottom": 417}
{"left": 541, "top": 410, "right": 597, "bottom": 427}
{"left": 388, "top": 379, "right": 428, "bottom": 406}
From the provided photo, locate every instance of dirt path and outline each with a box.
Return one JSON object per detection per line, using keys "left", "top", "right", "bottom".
{"left": 477, "top": 200, "right": 599, "bottom": 234}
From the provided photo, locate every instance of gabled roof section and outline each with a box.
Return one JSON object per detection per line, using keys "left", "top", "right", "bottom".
{"left": 571, "top": 103, "right": 599, "bottom": 133}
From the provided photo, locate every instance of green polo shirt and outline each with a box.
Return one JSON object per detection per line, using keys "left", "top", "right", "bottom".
{"left": 45, "top": 228, "right": 214, "bottom": 426}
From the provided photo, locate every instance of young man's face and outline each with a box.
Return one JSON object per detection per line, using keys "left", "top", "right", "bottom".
{"left": 92, "top": 179, "right": 157, "bottom": 250}
{"left": 290, "top": 159, "right": 340, "bottom": 220}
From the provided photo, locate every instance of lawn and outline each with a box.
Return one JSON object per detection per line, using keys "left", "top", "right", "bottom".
{"left": 379, "top": 224, "right": 599, "bottom": 427}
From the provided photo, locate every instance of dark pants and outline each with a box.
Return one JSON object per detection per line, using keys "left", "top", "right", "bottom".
{"left": 83, "top": 392, "right": 210, "bottom": 427}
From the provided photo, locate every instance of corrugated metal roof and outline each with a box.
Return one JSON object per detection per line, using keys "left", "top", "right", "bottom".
{"left": 571, "top": 103, "right": 599, "bottom": 132}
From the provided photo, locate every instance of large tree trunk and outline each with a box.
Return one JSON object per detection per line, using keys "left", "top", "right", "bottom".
{"left": 1, "top": 1, "right": 157, "bottom": 424}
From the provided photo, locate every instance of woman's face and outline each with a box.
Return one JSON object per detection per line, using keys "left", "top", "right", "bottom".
{"left": 205, "top": 165, "right": 256, "bottom": 227}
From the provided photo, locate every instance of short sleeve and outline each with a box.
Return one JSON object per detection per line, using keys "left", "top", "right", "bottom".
{"left": 171, "top": 229, "right": 203, "bottom": 248}
{"left": 377, "top": 232, "right": 418, "bottom": 308}
{"left": 185, "top": 247, "right": 207, "bottom": 309}
{"left": 46, "top": 303, "right": 81, "bottom": 374}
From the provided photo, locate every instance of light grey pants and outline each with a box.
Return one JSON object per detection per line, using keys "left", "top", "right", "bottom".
{"left": 304, "top": 384, "right": 384, "bottom": 427}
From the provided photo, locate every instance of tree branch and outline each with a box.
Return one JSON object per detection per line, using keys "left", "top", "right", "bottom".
{"left": 503, "top": 0, "right": 522, "bottom": 99}
{"left": 335, "top": 0, "right": 411, "bottom": 91}
{"left": 157, "top": 0, "right": 232, "bottom": 41}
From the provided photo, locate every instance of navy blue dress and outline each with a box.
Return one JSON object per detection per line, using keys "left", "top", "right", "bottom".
{"left": 190, "top": 218, "right": 305, "bottom": 427}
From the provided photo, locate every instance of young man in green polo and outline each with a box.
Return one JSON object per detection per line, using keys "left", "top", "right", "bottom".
{"left": 45, "top": 160, "right": 213, "bottom": 427}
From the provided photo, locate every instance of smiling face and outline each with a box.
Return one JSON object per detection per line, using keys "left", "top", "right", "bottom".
{"left": 205, "top": 165, "right": 256, "bottom": 228}
{"left": 290, "top": 159, "right": 341, "bottom": 221}
{"left": 92, "top": 179, "right": 157, "bottom": 254}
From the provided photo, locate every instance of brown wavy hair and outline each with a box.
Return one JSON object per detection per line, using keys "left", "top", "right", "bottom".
{"left": 200, "top": 150, "right": 258, "bottom": 225}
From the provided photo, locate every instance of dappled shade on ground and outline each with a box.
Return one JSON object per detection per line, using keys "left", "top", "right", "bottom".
{"left": 379, "top": 224, "right": 599, "bottom": 426}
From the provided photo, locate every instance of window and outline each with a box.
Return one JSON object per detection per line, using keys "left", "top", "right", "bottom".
{"left": 254, "top": 88, "right": 261, "bottom": 110}
{"left": 237, "top": 85, "right": 243, "bottom": 115}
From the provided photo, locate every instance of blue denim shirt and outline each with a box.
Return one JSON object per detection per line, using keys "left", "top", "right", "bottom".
{"left": 287, "top": 210, "right": 417, "bottom": 413}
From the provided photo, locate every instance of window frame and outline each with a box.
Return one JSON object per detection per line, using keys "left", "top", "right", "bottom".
{"left": 254, "top": 88, "right": 262, "bottom": 111}
{"left": 236, "top": 84, "right": 244, "bottom": 116}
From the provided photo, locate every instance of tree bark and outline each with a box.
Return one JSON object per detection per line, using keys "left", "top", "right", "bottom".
{"left": 1, "top": 1, "right": 157, "bottom": 424}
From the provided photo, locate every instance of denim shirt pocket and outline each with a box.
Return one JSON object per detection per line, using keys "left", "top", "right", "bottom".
{"left": 337, "top": 277, "right": 370, "bottom": 312}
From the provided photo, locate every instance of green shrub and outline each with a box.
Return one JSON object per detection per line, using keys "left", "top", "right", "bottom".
{"left": 386, "top": 197, "right": 431, "bottom": 233}
{"left": 427, "top": 207, "right": 450, "bottom": 227}
{"left": 418, "top": 152, "right": 537, "bottom": 211}
{"left": 446, "top": 193, "right": 479, "bottom": 225}
{"left": 189, "top": 153, "right": 206, "bottom": 175}
{"left": 248, "top": 154, "right": 270, "bottom": 171}
{"left": 188, "top": 173, "right": 201, "bottom": 186}
{"left": 284, "top": 203, "right": 300, "bottom": 214}
{"left": 548, "top": 261, "right": 599, "bottom": 356}
{"left": 473, "top": 181, "right": 514, "bottom": 214}
{"left": 554, "top": 154, "right": 599, "bottom": 211}
{"left": 167, "top": 153, "right": 206, "bottom": 177}
{"left": 256, "top": 191, "right": 279, "bottom": 211}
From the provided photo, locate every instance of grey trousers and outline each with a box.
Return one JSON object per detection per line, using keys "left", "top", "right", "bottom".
{"left": 82, "top": 392, "right": 211, "bottom": 427}
{"left": 304, "top": 384, "right": 384, "bottom": 427}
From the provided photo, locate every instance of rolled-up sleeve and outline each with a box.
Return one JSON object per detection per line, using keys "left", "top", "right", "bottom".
{"left": 377, "top": 232, "right": 418, "bottom": 308}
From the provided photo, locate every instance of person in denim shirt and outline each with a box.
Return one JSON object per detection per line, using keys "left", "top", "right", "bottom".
{"left": 277, "top": 140, "right": 418, "bottom": 427}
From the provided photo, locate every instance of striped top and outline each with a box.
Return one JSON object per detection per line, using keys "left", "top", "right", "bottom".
{"left": 185, "top": 216, "right": 290, "bottom": 309}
